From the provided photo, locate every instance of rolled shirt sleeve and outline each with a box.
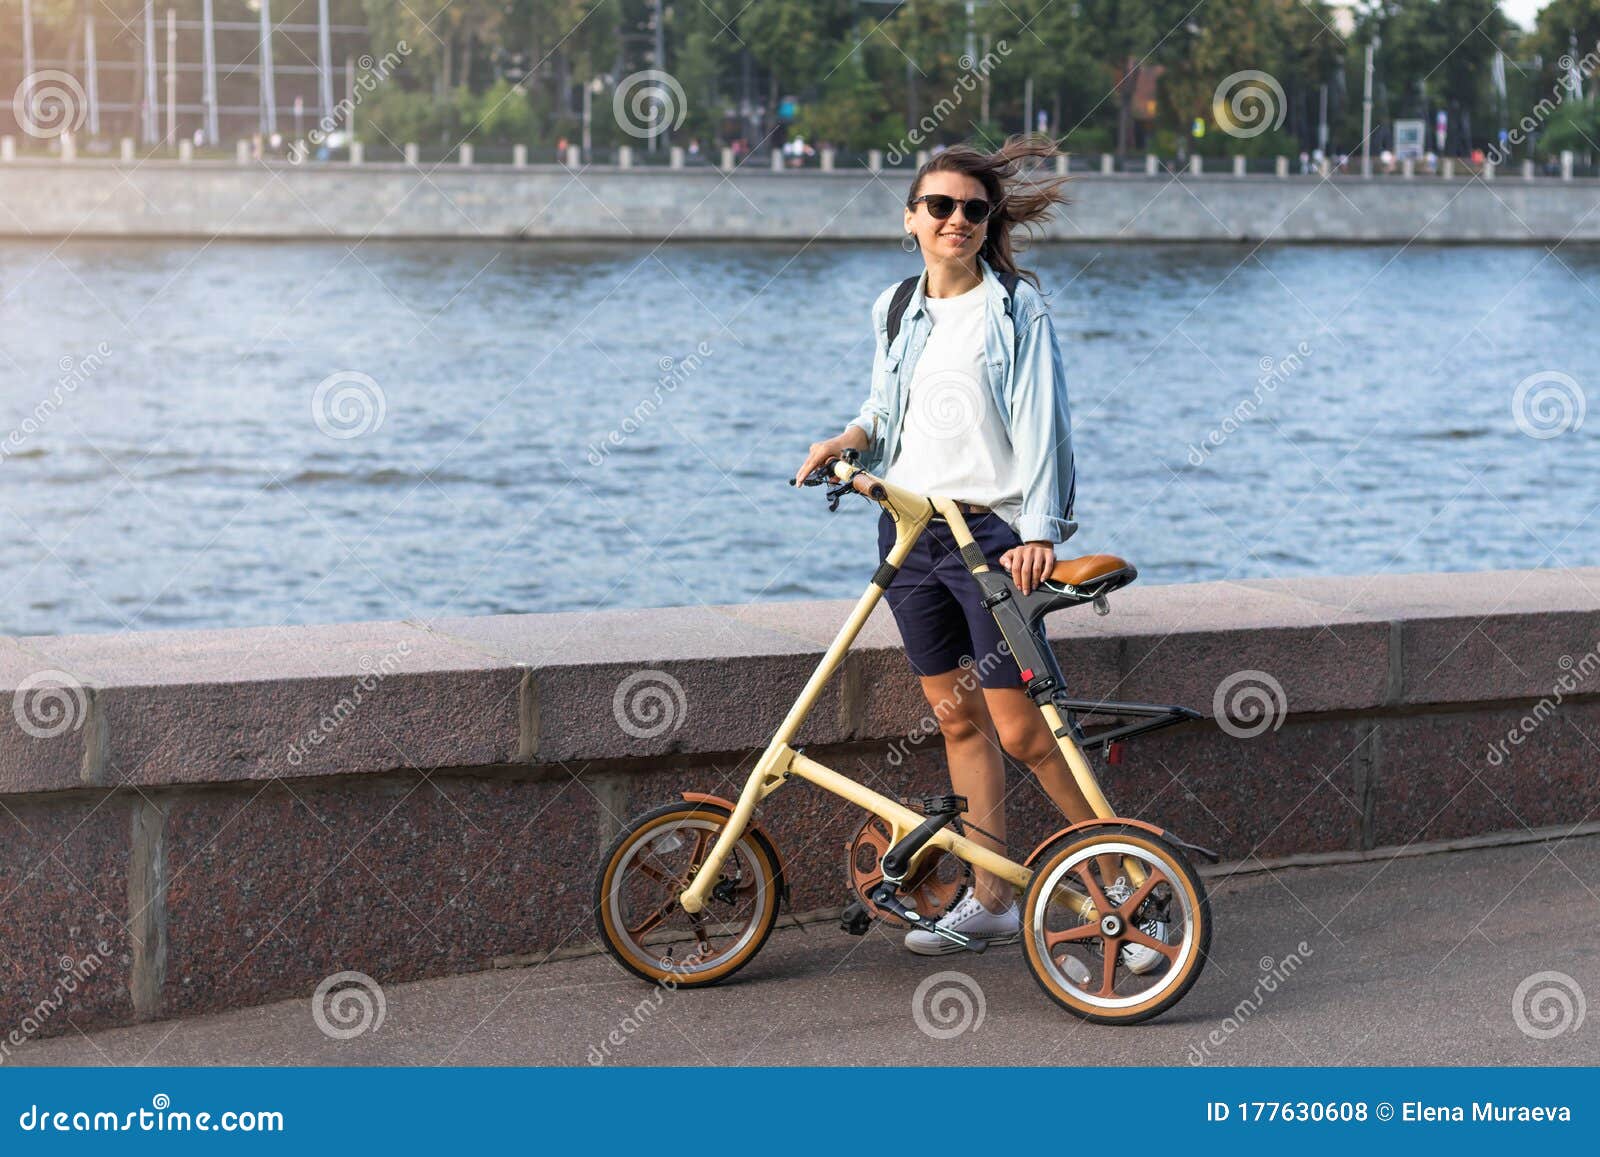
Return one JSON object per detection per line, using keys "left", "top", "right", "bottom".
{"left": 1009, "top": 309, "right": 1077, "bottom": 544}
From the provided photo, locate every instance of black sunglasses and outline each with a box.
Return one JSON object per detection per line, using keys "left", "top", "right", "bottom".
{"left": 907, "top": 194, "right": 994, "bottom": 224}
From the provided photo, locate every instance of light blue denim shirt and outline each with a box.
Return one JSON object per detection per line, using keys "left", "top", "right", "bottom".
{"left": 848, "top": 255, "right": 1077, "bottom": 544}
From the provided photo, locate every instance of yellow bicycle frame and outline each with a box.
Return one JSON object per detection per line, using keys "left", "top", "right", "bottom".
{"left": 678, "top": 459, "right": 1132, "bottom": 918}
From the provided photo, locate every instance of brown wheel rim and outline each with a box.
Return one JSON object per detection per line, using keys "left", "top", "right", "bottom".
{"left": 1028, "top": 837, "right": 1200, "bottom": 1012}
{"left": 605, "top": 814, "right": 773, "bottom": 979}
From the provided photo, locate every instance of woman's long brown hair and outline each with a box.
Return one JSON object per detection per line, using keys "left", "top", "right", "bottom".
{"left": 908, "top": 134, "right": 1071, "bottom": 289}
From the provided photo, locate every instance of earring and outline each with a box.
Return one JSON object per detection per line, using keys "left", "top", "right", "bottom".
{"left": 901, "top": 233, "right": 918, "bottom": 253}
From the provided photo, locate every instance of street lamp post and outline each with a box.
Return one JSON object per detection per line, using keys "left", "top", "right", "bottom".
{"left": 317, "top": 0, "right": 335, "bottom": 126}
{"left": 258, "top": 0, "right": 278, "bottom": 136}
{"left": 21, "top": 0, "right": 34, "bottom": 85}
{"left": 84, "top": 13, "right": 101, "bottom": 138}
{"left": 143, "top": 1, "right": 158, "bottom": 144}
{"left": 1318, "top": 83, "right": 1328, "bottom": 157}
{"left": 1362, "top": 35, "right": 1378, "bottom": 178}
{"left": 582, "top": 75, "right": 613, "bottom": 162}
{"left": 202, "top": 0, "right": 219, "bottom": 145}
{"left": 165, "top": 7, "right": 177, "bottom": 150}
{"left": 650, "top": 0, "right": 665, "bottom": 153}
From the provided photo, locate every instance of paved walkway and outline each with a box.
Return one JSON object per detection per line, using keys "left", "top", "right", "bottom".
{"left": 17, "top": 834, "right": 1600, "bottom": 1066}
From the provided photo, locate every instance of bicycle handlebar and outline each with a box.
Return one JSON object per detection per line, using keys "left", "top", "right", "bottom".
{"left": 844, "top": 464, "right": 887, "bottom": 502}
{"left": 788, "top": 452, "right": 887, "bottom": 509}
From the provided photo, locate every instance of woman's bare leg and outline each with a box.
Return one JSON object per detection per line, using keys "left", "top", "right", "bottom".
{"left": 917, "top": 670, "right": 1014, "bottom": 912}
{"left": 984, "top": 686, "right": 1121, "bottom": 882}
{"left": 917, "top": 676, "right": 1125, "bottom": 914}
{"left": 982, "top": 687, "right": 1098, "bottom": 819}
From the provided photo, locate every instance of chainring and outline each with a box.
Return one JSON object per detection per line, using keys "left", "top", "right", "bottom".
{"left": 846, "top": 815, "right": 970, "bottom": 928}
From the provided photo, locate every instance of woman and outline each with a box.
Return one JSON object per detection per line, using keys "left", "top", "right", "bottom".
{"left": 792, "top": 136, "right": 1163, "bottom": 967}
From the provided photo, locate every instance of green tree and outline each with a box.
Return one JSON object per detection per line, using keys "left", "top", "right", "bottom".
{"left": 1521, "top": 0, "right": 1600, "bottom": 160}
{"left": 1527, "top": 0, "right": 1600, "bottom": 97}
{"left": 791, "top": 57, "right": 895, "bottom": 150}
{"left": 977, "top": 0, "right": 1104, "bottom": 145}
{"left": 1068, "top": 0, "right": 1201, "bottom": 154}
{"left": 1542, "top": 93, "right": 1600, "bottom": 157}
{"left": 1369, "top": 0, "right": 1511, "bottom": 152}
{"left": 737, "top": 0, "right": 855, "bottom": 118}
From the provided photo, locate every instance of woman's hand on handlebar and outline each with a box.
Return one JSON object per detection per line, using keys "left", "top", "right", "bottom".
{"left": 999, "top": 541, "right": 1056, "bottom": 596}
{"left": 793, "top": 428, "right": 869, "bottom": 489}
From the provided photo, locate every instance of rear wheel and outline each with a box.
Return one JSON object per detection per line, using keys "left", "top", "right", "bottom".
{"left": 1021, "top": 823, "right": 1210, "bottom": 1024}
{"left": 596, "top": 800, "right": 783, "bottom": 987}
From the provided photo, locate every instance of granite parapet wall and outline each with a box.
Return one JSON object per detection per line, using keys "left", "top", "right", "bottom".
{"left": 2, "top": 566, "right": 1598, "bottom": 1040}
{"left": 4, "top": 162, "right": 1600, "bottom": 242}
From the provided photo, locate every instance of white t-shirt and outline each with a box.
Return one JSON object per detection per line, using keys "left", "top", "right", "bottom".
{"left": 883, "top": 280, "right": 1024, "bottom": 531}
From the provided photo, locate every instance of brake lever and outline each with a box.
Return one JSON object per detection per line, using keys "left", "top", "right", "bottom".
{"left": 789, "top": 448, "right": 863, "bottom": 511}
{"left": 789, "top": 463, "right": 834, "bottom": 488}
{"left": 824, "top": 478, "right": 853, "bottom": 512}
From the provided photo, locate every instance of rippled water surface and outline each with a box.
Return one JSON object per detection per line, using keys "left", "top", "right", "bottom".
{"left": 1, "top": 239, "right": 1595, "bottom": 635}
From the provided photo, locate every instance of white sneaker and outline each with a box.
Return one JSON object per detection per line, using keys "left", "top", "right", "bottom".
{"left": 904, "top": 891, "right": 1021, "bottom": 956}
{"left": 1104, "top": 877, "right": 1169, "bottom": 975}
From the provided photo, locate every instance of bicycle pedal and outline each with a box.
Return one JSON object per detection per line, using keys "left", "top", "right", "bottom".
{"left": 912, "top": 793, "right": 967, "bottom": 817}
{"left": 839, "top": 901, "right": 873, "bottom": 936}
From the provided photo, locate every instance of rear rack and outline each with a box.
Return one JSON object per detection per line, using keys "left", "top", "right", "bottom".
{"left": 1052, "top": 699, "right": 1201, "bottom": 749}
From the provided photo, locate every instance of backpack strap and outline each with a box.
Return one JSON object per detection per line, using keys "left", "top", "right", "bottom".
{"left": 884, "top": 276, "right": 919, "bottom": 350}
{"left": 886, "top": 270, "right": 1022, "bottom": 350}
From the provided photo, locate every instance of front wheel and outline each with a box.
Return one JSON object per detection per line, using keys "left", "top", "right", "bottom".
{"left": 595, "top": 800, "right": 783, "bottom": 987}
{"left": 1021, "top": 823, "right": 1211, "bottom": 1024}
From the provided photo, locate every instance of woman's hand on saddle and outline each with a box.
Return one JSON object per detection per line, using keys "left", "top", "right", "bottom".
{"left": 999, "top": 541, "right": 1056, "bottom": 595}
{"left": 793, "top": 429, "right": 868, "bottom": 489}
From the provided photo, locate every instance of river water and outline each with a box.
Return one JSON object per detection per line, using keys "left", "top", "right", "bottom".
{"left": 1, "top": 239, "right": 1594, "bottom": 636}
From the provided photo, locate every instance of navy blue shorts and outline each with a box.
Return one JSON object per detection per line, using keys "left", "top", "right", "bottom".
{"left": 876, "top": 509, "right": 1025, "bottom": 689}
